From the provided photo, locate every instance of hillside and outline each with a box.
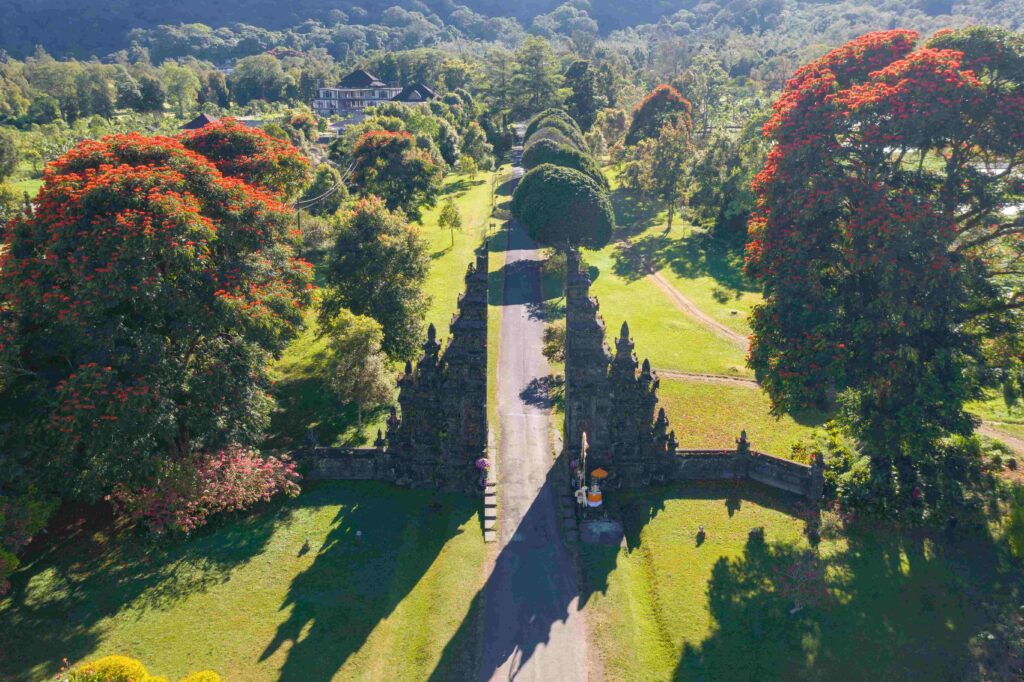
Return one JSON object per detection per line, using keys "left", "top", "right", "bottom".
{"left": 0, "top": 0, "right": 1019, "bottom": 59}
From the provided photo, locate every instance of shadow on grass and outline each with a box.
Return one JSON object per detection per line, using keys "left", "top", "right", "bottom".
{"left": 267, "top": 371, "right": 392, "bottom": 450}
{"left": 611, "top": 186, "right": 663, "bottom": 238}
{"left": 579, "top": 480, "right": 1022, "bottom": 680}
{"left": 0, "top": 496, "right": 298, "bottom": 681}
{"left": 676, "top": 518, "right": 1022, "bottom": 680}
{"left": 441, "top": 177, "right": 486, "bottom": 196}
{"left": 262, "top": 482, "right": 476, "bottom": 680}
{"left": 611, "top": 228, "right": 756, "bottom": 295}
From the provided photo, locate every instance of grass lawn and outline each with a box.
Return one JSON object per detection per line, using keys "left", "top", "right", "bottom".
{"left": 657, "top": 378, "right": 822, "bottom": 457}
{"left": 267, "top": 169, "right": 503, "bottom": 449}
{"left": 584, "top": 243, "right": 751, "bottom": 377}
{"left": 581, "top": 480, "right": 1022, "bottom": 681}
{"left": 0, "top": 481, "right": 486, "bottom": 682}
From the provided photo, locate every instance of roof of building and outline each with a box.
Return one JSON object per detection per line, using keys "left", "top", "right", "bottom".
{"left": 390, "top": 83, "right": 439, "bottom": 103}
{"left": 338, "top": 69, "right": 388, "bottom": 89}
{"left": 181, "top": 112, "right": 219, "bottom": 130}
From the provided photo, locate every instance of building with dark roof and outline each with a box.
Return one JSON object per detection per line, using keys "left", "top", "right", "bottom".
{"left": 390, "top": 83, "right": 439, "bottom": 104}
{"left": 313, "top": 69, "right": 401, "bottom": 119}
{"left": 180, "top": 112, "right": 219, "bottom": 130}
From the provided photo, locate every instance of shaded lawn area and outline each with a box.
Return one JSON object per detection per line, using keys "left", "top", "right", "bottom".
{"left": 581, "top": 481, "right": 1023, "bottom": 681}
{"left": 0, "top": 481, "right": 486, "bottom": 682}
{"left": 584, "top": 241, "right": 752, "bottom": 377}
{"left": 970, "top": 392, "right": 1024, "bottom": 438}
{"left": 657, "top": 378, "right": 823, "bottom": 458}
{"left": 267, "top": 169, "right": 504, "bottom": 449}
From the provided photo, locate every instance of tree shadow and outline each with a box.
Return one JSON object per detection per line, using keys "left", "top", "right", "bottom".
{"left": 519, "top": 375, "right": 565, "bottom": 411}
{"left": 610, "top": 228, "right": 756, "bottom": 294}
{"left": 673, "top": 510, "right": 1024, "bottom": 680}
{"left": 261, "top": 482, "right": 474, "bottom": 680}
{"left": 488, "top": 259, "right": 562, "bottom": 307}
{"left": 441, "top": 177, "right": 486, "bottom": 196}
{"left": 267, "top": 373, "right": 391, "bottom": 450}
{"left": 0, "top": 496, "right": 298, "bottom": 681}
{"left": 610, "top": 186, "right": 663, "bottom": 238}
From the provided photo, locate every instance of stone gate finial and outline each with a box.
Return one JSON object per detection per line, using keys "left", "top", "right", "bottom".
{"left": 619, "top": 320, "right": 630, "bottom": 340}
{"left": 427, "top": 323, "right": 436, "bottom": 341}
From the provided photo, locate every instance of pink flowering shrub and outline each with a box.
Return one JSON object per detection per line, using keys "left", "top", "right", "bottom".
{"left": 109, "top": 445, "right": 300, "bottom": 535}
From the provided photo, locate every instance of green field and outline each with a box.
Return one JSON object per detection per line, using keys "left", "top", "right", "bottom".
{"left": 581, "top": 481, "right": 1021, "bottom": 681}
{"left": 0, "top": 482, "right": 486, "bottom": 682}
{"left": 657, "top": 378, "right": 822, "bottom": 457}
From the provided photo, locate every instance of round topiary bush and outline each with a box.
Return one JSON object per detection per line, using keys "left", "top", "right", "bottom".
{"left": 526, "top": 119, "right": 587, "bottom": 153}
{"left": 71, "top": 655, "right": 149, "bottom": 682}
{"left": 524, "top": 108, "right": 579, "bottom": 141}
{"left": 179, "top": 672, "right": 223, "bottom": 682}
{"left": 511, "top": 163, "right": 615, "bottom": 250}
{"left": 521, "top": 138, "right": 609, "bottom": 190}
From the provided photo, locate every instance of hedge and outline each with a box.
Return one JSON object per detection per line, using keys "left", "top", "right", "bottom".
{"left": 511, "top": 163, "right": 615, "bottom": 249}
{"left": 521, "top": 138, "right": 609, "bottom": 190}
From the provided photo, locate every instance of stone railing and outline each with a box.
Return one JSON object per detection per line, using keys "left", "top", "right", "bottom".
{"left": 667, "top": 441, "right": 824, "bottom": 501}
{"left": 291, "top": 446, "right": 394, "bottom": 482}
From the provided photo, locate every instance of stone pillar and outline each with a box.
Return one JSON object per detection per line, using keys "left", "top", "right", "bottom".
{"left": 564, "top": 248, "right": 611, "bottom": 463}
{"left": 808, "top": 451, "right": 826, "bottom": 502}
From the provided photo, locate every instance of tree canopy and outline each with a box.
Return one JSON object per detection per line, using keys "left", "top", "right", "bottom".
{"left": 179, "top": 117, "right": 311, "bottom": 198}
{"left": 511, "top": 163, "right": 614, "bottom": 249}
{"left": 521, "top": 137, "right": 608, "bottom": 189}
{"left": 625, "top": 84, "right": 692, "bottom": 145}
{"left": 747, "top": 27, "right": 1024, "bottom": 513}
{"left": 349, "top": 129, "right": 444, "bottom": 222}
{"left": 0, "top": 133, "right": 312, "bottom": 501}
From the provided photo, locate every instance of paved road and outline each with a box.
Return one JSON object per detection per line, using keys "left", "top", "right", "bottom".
{"left": 477, "top": 197, "right": 589, "bottom": 680}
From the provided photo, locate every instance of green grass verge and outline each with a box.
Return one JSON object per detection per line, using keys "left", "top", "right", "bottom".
{"left": 581, "top": 480, "right": 1020, "bottom": 681}
{"left": 0, "top": 481, "right": 486, "bottom": 682}
{"left": 657, "top": 378, "right": 822, "bottom": 457}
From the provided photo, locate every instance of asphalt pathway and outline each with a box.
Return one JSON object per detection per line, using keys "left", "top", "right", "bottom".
{"left": 477, "top": 163, "right": 589, "bottom": 681}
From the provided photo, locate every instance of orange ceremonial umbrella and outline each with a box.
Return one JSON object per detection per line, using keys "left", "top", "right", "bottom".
{"left": 591, "top": 468, "right": 609, "bottom": 480}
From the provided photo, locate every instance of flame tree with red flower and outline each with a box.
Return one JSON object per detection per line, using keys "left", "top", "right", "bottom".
{"left": 625, "top": 84, "right": 693, "bottom": 145}
{"left": 0, "top": 133, "right": 313, "bottom": 506}
{"left": 747, "top": 27, "right": 1024, "bottom": 515}
{"left": 179, "top": 117, "right": 311, "bottom": 199}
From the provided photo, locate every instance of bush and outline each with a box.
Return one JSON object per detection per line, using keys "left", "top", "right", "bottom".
{"left": 523, "top": 126, "right": 575, "bottom": 154}
{"left": 626, "top": 84, "right": 692, "bottom": 145}
{"left": 1008, "top": 485, "right": 1024, "bottom": 560}
{"left": 179, "top": 673, "right": 223, "bottom": 682}
{"left": 109, "top": 445, "right": 301, "bottom": 535}
{"left": 521, "top": 139, "right": 608, "bottom": 189}
{"left": 524, "top": 108, "right": 580, "bottom": 141}
{"left": 511, "top": 163, "right": 615, "bottom": 250}
{"left": 525, "top": 118, "right": 587, "bottom": 153}
{"left": 69, "top": 655, "right": 149, "bottom": 682}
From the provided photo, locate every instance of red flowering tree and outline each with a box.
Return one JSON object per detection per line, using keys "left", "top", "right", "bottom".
{"left": 349, "top": 129, "right": 444, "bottom": 222}
{"left": 625, "top": 84, "right": 693, "bottom": 145}
{"left": 179, "top": 117, "right": 311, "bottom": 199}
{"left": 747, "top": 27, "right": 1024, "bottom": 512}
{"left": 0, "top": 134, "right": 313, "bottom": 503}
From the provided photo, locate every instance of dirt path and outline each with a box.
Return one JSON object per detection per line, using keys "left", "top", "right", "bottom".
{"left": 476, "top": 173, "right": 589, "bottom": 681}
{"left": 647, "top": 271, "right": 748, "bottom": 350}
{"left": 979, "top": 422, "right": 1024, "bottom": 457}
{"left": 656, "top": 369, "right": 759, "bottom": 388}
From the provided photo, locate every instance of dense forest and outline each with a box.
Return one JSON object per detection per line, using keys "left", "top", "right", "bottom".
{"left": 0, "top": 0, "right": 1020, "bottom": 58}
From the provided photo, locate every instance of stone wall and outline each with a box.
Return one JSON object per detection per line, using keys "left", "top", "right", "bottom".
{"left": 293, "top": 248, "right": 489, "bottom": 495}
{"left": 562, "top": 250, "right": 823, "bottom": 501}
{"left": 296, "top": 446, "right": 392, "bottom": 481}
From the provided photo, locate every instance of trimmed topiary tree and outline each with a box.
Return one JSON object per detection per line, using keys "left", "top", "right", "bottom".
{"left": 521, "top": 138, "right": 609, "bottom": 190}
{"left": 511, "top": 163, "right": 614, "bottom": 250}
{"left": 524, "top": 112, "right": 588, "bottom": 152}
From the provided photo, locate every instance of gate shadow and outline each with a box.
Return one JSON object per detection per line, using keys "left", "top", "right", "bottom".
{"left": 259, "top": 482, "right": 474, "bottom": 680}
